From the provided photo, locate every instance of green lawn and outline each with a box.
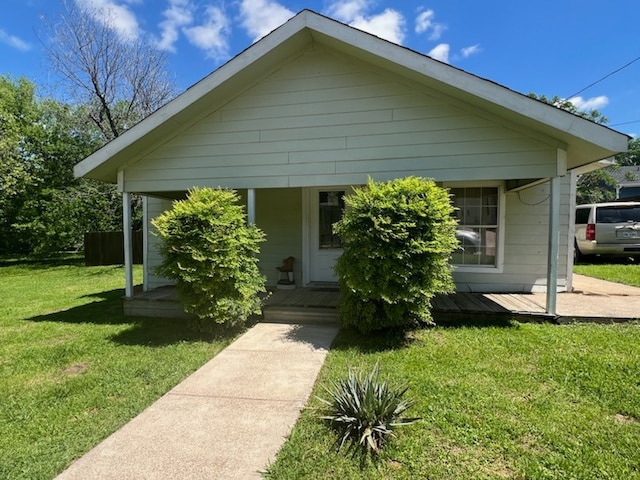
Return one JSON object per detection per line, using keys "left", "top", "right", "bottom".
{"left": 574, "top": 262, "right": 640, "bottom": 287}
{"left": 267, "top": 263, "right": 640, "bottom": 479}
{"left": 0, "top": 259, "right": 233, "bottom": 480}
{"left": 267, "top": 321, "right": 640, "bottom": 479}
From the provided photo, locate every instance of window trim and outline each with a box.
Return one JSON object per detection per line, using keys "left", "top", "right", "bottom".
{"left": 445, "top": 181, "right": 505, "bottom": 274}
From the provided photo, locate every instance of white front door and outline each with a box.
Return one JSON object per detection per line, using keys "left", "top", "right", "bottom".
{"left": 305, "top": 188, "right": 348, "bottom": 284}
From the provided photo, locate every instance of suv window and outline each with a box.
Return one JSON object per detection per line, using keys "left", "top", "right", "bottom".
{"left": 575, "top": 208, "right": 590, "bottom": 224}
{"left": 595, "top": 206, "right": 640, "bottom": 223}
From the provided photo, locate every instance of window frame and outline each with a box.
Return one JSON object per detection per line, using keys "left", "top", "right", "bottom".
{"left": 445, "top": 181, "right": 505, "bottom": 274}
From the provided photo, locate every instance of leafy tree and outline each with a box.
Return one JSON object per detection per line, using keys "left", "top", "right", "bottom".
{"left": 615, "top": 137, "right": 640, "bottom": 166}
{"left": 0, "top": 77, "right": 46, "bottom": 253}
{"left": 573, "top": 169, "right": 618, "bottom": 204}
{"left": 528, "top": 94, "right": 609, "bottom": 124}
{"left": 0, "top": 75, "right": 122, "bottom": 255}
{"left": 153, "top": 188, "right": 267, "bottom": 331}
{"left": 528, "top": 93, "right": 630, "bottom": 204}
{"left": 334, "top": 177, "right": 458, "bottom": 333}
{"left": 31, "top": 1, "right": 177, "bottom": 255}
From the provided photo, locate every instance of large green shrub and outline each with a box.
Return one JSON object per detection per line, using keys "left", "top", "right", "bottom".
{"left": 334, "top": 177, "right": 458, "bottom": 333}
{"left": 152, "top": 187, "right": 266, "bottom": 331}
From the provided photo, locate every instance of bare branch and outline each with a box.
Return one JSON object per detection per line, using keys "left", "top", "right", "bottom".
{"left": 41, "top": 0, "right": 176, "bottom": 143}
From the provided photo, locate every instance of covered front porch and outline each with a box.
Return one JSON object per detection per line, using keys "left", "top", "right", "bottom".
{"left": 122, "top": 274, "right": 640, "bottom": 325}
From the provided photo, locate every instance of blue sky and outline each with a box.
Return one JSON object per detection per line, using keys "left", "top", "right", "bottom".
{"left": 2, "top": 0, "right": 639, "bottom": 135}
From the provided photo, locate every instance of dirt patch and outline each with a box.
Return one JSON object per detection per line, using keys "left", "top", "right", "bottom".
{"left": 63, "top": 362, "right": 89, "bottom": 376}
{"left": 614, "top": 413, "right": 639, "bottom": 424}
{"left": 386, "top": 459, "right": 403, "bottom": 469}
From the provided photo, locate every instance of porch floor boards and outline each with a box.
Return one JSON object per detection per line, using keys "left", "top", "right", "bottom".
{"left": 123, "top": 286, "right": 554, "bottom": 324}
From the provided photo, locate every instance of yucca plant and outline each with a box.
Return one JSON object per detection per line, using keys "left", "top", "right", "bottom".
{"left": 317, "top": 362, "right": 420, "bottom": 457}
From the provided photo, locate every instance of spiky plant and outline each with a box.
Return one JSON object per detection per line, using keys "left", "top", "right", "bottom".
{"left": 318, "top": 362, "right": 419, "bottom": 457}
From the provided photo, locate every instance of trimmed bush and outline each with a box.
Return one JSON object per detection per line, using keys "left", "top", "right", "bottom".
{"left": 152, "top": 187, "right": 266, "bottom": 331}
{"left": 334, "top": 177, "right": 458, "bottom": 333}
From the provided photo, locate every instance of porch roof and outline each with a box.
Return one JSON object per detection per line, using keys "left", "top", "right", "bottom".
{"left": 74, "top": 10, "right": 629, "bottom": 186}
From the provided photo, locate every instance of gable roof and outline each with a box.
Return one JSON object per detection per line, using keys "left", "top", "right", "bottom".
{"left": 610, "top": 165, "right": 640, "bottom": 184}
{"left": 74, "top": 9, "right": 629, "bottom": 184}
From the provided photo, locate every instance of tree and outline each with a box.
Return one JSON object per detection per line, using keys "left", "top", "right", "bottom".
{"left": 41, "top": 0, "right": 175, "bottom": 143}
{"left": 31, "top": 1, "right": 177, "bottom": 255}
{"left": 334, "top": 177, "right": 458, "bottom": 333}
{"left": 615, "top": 137, "right": 640, "bottom": 166}
{"left": 0, "top": 75, "right": 123, "bottom": 255}
{"left": 528, "top": 93, "right": 625, "bottom": 204}
{"left": 528, "top": 94, "right": 609, "bottom": 124}
{"left": 0, "top": 77, "right": 40, "bottom": 253}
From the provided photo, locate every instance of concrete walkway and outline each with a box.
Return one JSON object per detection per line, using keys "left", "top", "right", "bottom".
{"left": 56, "top": 323, "right": 339, "bottom": 480}
{"left": 546, "top": 274, "right": 640, "bottom": 320}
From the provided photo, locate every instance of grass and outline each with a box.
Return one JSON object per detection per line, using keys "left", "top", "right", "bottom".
{"left": 574, "top": 261, "right": 640, "bottom": 287}
{"left": 0, "top": 259, "right": 234, "bottom": 480}
{"left": 266, "top": 321, "right": 640, "bottom": 479}
{"left": 267, "top": 263, "right": 640, "bottom": 478}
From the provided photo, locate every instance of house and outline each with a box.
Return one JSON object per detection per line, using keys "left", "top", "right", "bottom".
{"left": 74, "top": 10, "right": 628, "bottom": 315}
{"left": 611, "top": 166, "right": 640, "bottom": 201}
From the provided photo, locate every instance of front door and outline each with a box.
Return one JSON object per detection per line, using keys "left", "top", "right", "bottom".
{"left": 306, "top": 188, "right": 348, "bottom": 283}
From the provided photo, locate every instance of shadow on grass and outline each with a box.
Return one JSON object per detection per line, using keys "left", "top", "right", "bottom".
{"left": 330, "top": 327, "right": 417, "bottom": 353}
{"left": 109, "top": 318, "right": 234, "bottom": 347}
{"left": 433, "top": 313, "right": 521, "bottom": 329}
{"left": 27, "top": 288, "right": 234, "bottom": 346}
{"left": 329, "top": 314, "right": 519, "bottom": 353}
{"left": 0, "top": 255, "right": 85, "bottom": 269}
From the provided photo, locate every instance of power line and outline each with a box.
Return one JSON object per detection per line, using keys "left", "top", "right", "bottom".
{"left": 566, "top": 55, "right": 640, "bottom": 99}
{"left": 610, "top": 119, "right": 640, "bottom": 127}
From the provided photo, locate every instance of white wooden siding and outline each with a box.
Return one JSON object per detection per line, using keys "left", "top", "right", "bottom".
{"left": 123, "top": 47, "right": 559, "bottom": 193}
{"left": 145, "top": 190, "right": 302, "bottom": 290}
{"left": 454, "top": 176, "right": 571, "bottom": 292}
{"left": 255, "top": 188, "right": 303, "bottom": 287}
{"left": 146, "top": 180, "right": 570, "bottom": 294}
{"left": 145, "top": 196, "right": 175, "bottom": 290}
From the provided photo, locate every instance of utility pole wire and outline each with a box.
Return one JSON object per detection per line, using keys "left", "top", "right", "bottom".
{"left": 566, "top": 55, "right": 640, "bottom": 99}
{"left": 610, "top": 119, "right": 640, "bottom": 127}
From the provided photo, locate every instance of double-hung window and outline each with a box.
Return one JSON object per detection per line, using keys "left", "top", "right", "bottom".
{"left": 450, "top": 186, "right": 501, "bottom": 269}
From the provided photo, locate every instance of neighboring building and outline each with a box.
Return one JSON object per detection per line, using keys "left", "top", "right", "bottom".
{"left": 74, "top": 10, "right": 628, "bottom": 314}
{"left": 611, "top": 166, "right": 640, "bottom": 201}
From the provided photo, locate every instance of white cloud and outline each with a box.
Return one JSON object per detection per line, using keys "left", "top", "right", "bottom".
{"left": 415, "top": 9, "right": 445, "bottom": 40}
{"left": 326, "top": 1, "right": 406, "bottom": 44}
{"left": 0, "top": 29, "right": 31, "bottom": 51}
{"left": 157, "top": 0, "right": 194, "bottom": 52}
{"left": 569, "top": 95, "right": 609, "bottom": 111}
{"left": 327, "top": 0, "right": 368, "bottom": 22}
{"left": 184, "top": 6, "right": 230, "bottom": 60}
{"left": 350, "top": 9, "right": 405, "bottom": 44}
{"left": 75, "top": 0, "right": 141, "bottom": 41}
{"left": 461, "top": 44, "right": 481, "bottom": 58}
{"left": 239, "top": 0, "right": 295, "bottom": 42}
{"left": 428, "top": 43, "right": 450, "bottom": 63}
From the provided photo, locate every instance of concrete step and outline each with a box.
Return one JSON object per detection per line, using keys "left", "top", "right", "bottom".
{"left": 262, "top": 306, "right": 339, "bottom": 325}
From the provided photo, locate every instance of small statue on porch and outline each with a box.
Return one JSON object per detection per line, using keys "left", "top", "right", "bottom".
{"left": 276, "top": 256, "right": 295, "bottom": 287}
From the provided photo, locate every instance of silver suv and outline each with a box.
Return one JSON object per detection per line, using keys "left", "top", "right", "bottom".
{"left": 574, "top": 202, "right": 640, "bottom": 261}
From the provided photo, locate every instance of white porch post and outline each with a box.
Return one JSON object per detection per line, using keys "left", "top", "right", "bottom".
{"left": 123, "top": 192, "right": 134, "bottom": 298}
{"left": 545, "top": 176, "right": 561, "bottom": 315}
{"left": 247, "top": 188, "right": 256, "bottom": 224}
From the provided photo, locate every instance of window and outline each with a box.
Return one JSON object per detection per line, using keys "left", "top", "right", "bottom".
{"left": 318, "top": 190, "right": 345, "bottom": 249}
{"left": 575, "top": 207, "right": 590, "bottom": 225}
{"left": 450, "top": 187, "right": 499, "bottom": 267}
